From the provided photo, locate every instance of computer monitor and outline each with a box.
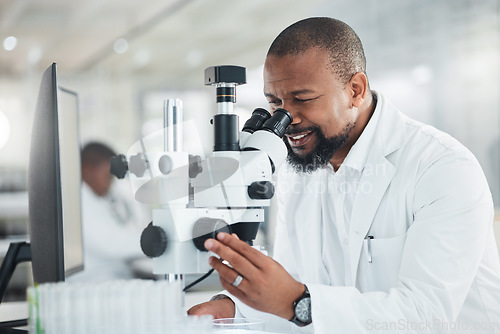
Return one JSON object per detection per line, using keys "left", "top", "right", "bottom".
{"left": 0, "top": 63, "right": 84, "bottom": 331}
{"left": 27, "top": 62, "right": 84, "bottom": 283}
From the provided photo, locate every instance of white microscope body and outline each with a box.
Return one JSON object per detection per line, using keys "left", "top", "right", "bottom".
{"left": 111, "top": 66, "right": 292, "bottom": 283}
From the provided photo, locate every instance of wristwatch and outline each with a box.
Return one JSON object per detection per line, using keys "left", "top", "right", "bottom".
{"left": 290, "top": 284, "right": 312, "bottom": 326}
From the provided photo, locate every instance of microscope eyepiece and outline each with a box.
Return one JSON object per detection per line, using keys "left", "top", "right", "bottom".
{"left": 242, "top": 108, "right": 272, "bottom": 134}
{"left": 261, "top": 108, "right": 293, "bottom": 138}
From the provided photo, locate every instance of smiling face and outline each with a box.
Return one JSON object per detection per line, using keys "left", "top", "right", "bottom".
{"left": 264, "top": 47, "right": 364, "bottom": 173}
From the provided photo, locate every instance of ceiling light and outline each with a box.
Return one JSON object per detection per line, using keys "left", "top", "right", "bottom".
{"left": 0, "top": 110, "right": 11, "bottom": 150}
{"left": 113, "top": 38, "right": 129, "bottom": 54}
{"left": 3, "top": 36, "right": 17, "bottom": 51}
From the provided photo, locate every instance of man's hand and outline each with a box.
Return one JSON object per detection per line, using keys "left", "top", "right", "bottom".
{"left": 187, "top": 297, "right": 235, "bottom": 319}
{"left": 204, "top": 232, "right": 305, "bottom": 320}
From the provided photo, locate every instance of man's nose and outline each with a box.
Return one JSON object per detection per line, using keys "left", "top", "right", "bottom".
{"left": 282, "top": 106, "right": 301, "bottom": 125}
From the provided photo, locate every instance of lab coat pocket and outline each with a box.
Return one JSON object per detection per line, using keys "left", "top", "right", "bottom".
{"left": 357, "top": 234, "right": 407, "bottom": 292}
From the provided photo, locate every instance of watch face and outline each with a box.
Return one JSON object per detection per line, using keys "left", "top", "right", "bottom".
{"left": 295, "top": 297, "right": 311, "bottom": 322}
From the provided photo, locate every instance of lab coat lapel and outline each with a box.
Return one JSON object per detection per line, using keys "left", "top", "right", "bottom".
{"left": 348, "top": 93, "right": 403, "bottom": 282}
{"left": 348, "top": 150, "right": 396, "bottom": 281}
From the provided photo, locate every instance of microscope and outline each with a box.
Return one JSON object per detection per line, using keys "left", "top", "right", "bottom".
{"left": 111, "top": 65, "right": 292, "bottom": 289}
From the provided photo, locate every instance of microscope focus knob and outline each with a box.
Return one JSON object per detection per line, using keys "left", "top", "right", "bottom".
{"left": 140, "top": 222, "right": 168, "bottom": 258}
{"left": 110, "top": 154, "right": 128, "bottom": 179}
{"left": 192, "top": 218, "right": 231, "bottom": 252}
{"left": 248, "top": 181, "right": 275, "bottom": 200}
{"left": 129, "top": 153, "right": 148, "bottom": 177}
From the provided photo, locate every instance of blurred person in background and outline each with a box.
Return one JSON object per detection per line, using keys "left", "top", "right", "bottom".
{"left": 73, "top": 141, "right": 147, "bottom": 282}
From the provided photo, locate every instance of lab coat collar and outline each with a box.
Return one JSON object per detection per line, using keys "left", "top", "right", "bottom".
{"left": 370, "top": 91, "right": 407, "bottom": 156}
{"left": 347, "top": 91, "right": 405, "bottom": 282}
{"left": 341, "top": 92, "right": 381, "bottom": 172}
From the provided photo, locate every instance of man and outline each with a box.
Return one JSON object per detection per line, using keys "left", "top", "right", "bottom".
{"left": 74, "top": 142, "right": 145, "bottom": 282}
{"left": 81, "top": 142, "right": 116, "bottom": 198}
{"left": 188, "top": 18, "right": 500, "bottom": 333}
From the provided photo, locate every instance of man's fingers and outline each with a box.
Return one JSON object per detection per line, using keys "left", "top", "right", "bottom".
{"left": 218, "top": 272, "right": 248, "bottom": 302}
{"left": 205, "top": 239, "right": 257, "bottom": 279}
{"left": 187, "top": 299, "right": 236, "bottom": 319}
{"left": 209, "top": 256, "right": 251, "bottom": 291}
{"left": 216, "top": 232, "right": 265, "bottom": 268}
{"left": 187, "top": 303, "right": 206, "bottom": 316}
{"left": 209, "top": 256, "right": 252, "bottom": 301}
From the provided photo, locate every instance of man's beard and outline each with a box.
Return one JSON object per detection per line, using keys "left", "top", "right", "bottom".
{"left": 284, "top": 124, "right": 354, "bottom": 174}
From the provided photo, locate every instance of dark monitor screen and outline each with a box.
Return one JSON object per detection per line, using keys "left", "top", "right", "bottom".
{"left": 28, "top": 63, "right": 84, "bottom": 283}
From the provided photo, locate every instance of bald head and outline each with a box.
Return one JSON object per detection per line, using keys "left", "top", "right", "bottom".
{"left": 267, "top": 17, "right": 367, "bottom": 84}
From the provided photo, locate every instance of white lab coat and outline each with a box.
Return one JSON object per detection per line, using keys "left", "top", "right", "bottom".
{"left": 69, "top": 182, "right": 146, "bottom": 282}
{"left": 232, "top": 92, "right": 500, "bottom": 333}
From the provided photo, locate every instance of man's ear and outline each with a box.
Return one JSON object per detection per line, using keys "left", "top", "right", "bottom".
{"left": 349, "top": 72, "right": 368, "bottom": 108}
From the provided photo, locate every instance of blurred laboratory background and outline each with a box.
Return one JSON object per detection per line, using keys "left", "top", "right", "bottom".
{"left": 0, "top": 0, "right": 499, "bottom": 298}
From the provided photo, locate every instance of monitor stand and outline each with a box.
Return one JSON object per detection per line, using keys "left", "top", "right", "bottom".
{"left": 0, "top": 242, "right": 31, "bottom": 333}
